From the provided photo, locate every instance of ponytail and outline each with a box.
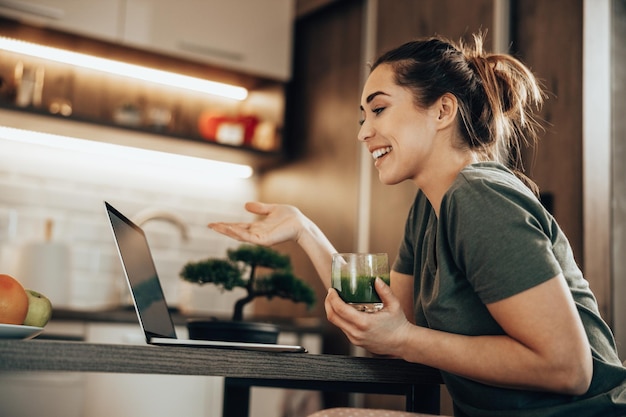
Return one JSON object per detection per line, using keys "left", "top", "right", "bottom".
{"left": 461, "top": 33, "right": 545, "bottom": 194}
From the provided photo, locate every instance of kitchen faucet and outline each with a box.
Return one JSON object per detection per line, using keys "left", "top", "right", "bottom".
{"left": 132, "top": 208, "right": 189, "bottom": 241}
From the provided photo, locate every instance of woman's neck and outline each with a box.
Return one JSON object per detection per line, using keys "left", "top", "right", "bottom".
{"left": 415, "top": 149, "right": 480, "bottom": 217}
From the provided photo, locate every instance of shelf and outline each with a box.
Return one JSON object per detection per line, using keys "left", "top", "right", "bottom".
{"left": 0, "top": 105, "right": 286, "bottom": 171}
{"left": 0, "top": 21, "right": 290, "bottom": 172}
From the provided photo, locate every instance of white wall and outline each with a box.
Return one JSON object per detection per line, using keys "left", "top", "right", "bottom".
{"left": 0, "top": 124, "right": 257, "bottom": 314}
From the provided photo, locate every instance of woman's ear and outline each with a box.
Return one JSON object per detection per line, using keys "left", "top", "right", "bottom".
{"left": 436, "top": 93, "right": 458, "bottom": 129}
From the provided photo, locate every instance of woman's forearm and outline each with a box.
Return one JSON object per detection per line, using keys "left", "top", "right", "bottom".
{"left": 296, "top": 216, "right": 338, "bottom": 288}
{"left": 402, "top": 325, "right": 591, "bottom": 395}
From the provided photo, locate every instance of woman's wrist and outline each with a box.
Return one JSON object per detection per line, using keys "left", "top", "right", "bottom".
{"left": 295, "top": 214, "right": 315, "bottom": 247}
{"left": 294, "top": 215, "right": 337, "bottom": 286}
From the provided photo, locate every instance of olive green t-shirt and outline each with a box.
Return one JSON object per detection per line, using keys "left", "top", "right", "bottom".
{"left": 393, "top": 162, "right": 626, "bottom": 417}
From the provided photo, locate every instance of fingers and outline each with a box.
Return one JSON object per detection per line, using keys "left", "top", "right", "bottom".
{"left": 326, "top": 281, "right": 409, "bottom": 357}
{"left": 374, "top": 277, "right": 404, "bottom": 316}
{"left": 207, "top": 222, "right": 259, "bottom": 244}
{"left": 374, "top": 277, "right": 395, "bottom": 306}
{"left": 207, "top": 201, "right": 299, "bottom": 246}
{"left": 325, "top": 288, "right": 365, "bottom": 329}
{"left": 207, "top": 223, "right": 243, "bottom": 240}
{"left": 325, "top": 288, "right": 384, "bottom": 350}
{"left": 324, "top": 289, "right": 353, "bottom": 333}
{"left": 244, "top": 201, "right": 271, "bottom": 215}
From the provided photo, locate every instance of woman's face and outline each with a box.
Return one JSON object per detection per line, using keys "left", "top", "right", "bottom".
{"left": 358, "top": 64, "right": 440, "bottom": 186}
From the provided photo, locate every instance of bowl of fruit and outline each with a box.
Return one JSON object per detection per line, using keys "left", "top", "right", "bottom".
{"left": 0, "top": 274, "right": 52, "bottom": 339}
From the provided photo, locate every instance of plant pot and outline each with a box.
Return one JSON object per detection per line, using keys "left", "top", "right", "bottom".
{"left": 186, "top": 319, "right": 280, "bottom": 344}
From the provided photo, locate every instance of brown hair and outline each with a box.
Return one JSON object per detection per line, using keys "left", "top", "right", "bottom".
{"left": 371, "top": 32, "right": 545, "bottom": 194}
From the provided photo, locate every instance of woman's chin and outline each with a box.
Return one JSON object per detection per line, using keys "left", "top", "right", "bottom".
{"left": 377, "top": 173, "right": 405, "bottom": 186}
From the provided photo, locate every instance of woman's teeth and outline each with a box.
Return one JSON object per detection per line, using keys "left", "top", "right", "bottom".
{"left": 372, "top": 146, "right": 392, "bottom": 160}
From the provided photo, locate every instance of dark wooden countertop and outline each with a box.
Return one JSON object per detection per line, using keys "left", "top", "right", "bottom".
{"left": 0, "top": 339, "right": 445, "bottom": 415}
{"left": 0, "top": 339, "right": 443, "bottom": 385}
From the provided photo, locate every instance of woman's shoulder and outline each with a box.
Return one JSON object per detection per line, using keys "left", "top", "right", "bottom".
{"left": 443, "top": 162, "right": 547, "bottom": 222}
{"left": 456, "top": 161, "right": 518, "bottom": 186}
{"left": 449, "top": 162, "right": 536, "bottom": 201}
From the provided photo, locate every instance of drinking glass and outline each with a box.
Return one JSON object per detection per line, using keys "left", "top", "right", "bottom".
{"left": 331, "top": 253, "right": 389, "bottom": 313}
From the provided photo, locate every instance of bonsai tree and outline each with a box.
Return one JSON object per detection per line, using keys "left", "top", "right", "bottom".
{"left": 180, "top": 244, "right": 316, "bottom": 321}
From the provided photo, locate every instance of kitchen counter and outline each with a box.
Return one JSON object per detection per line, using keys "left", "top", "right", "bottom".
{"left": 0, "top": 339, "right": 444, "bottom": 416}
{"left": 49, "top": 307, "right": 326, "bottom": 335}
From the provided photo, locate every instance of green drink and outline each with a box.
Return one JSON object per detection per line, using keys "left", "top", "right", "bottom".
{"left": 334, "top": 274, "right": 391, "bottom": 303}
{"left": 331, "top": 253, "right": 389, "bottom": 312}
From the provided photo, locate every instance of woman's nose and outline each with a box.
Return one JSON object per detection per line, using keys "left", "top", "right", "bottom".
{"left": 357, "top": 121, "right": 372, "bottom": 142}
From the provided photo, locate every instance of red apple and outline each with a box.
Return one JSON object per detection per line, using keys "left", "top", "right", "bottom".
{"left": 0, "top": 274, "right": 29, "bottom": 325}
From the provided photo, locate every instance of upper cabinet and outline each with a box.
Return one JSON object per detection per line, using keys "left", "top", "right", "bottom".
{"left": 0, "top": 0, "right": 295, "bottom": 81}
{"left": 0, "top": 0, "right": 123, "bottom": 42}
{"left": 123, "top": 0, "right": 294, "bottom": 81}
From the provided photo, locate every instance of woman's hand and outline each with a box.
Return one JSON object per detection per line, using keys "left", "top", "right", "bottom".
{"left": 325, "top": 278, "right": 412, "bottom": 358}
{"left": 208, "top": 202, "right": 307, "bottom": 246}
{"left": 209, "top": 202, "right": 338, "bottom": 286}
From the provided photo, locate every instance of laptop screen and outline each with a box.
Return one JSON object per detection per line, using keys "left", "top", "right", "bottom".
{"left": 105, "top": 202, "right": 177, "bottom": 340}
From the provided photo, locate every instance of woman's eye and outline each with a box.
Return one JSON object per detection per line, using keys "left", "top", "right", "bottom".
{"left": 358, "top": 107, "right": 385, "bottom": 126}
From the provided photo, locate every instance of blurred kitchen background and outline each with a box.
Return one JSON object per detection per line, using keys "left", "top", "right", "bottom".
{"left": 0, "top": 0, "right": 624, "bottom": 416}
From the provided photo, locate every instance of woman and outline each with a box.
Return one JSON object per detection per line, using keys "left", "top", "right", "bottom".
{"left": 209, "top": 33, "right": 626, "bottom": 416}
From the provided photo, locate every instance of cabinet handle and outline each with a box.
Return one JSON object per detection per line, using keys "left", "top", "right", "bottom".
{"left": 0, "top": 0, "right": 64, "bottom": 20}
{"left": 177, "top": 40, "right": 244, "bottom": 63}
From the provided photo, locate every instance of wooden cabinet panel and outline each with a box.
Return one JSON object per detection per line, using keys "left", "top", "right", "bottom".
{"left": 513, "top": 0, "right": 584, "bottom": 266}
{"left": 376, "top": 0, "right": 494, "bottom": 54}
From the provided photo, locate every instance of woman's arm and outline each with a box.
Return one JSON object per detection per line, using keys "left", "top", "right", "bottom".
{"left": 326, "top": 273, "right": 593, "bottom": 395}
{"left": 391, "top": 271, "right": 415, "bottom": 323}
{"left": 209, "top": 202, "right": 337, "bottom": 287}
{"left": 209, "top": 203, "right": 418, "bottom": 301}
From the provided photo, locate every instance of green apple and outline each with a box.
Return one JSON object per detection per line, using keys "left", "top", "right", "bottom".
{"left": 23, "top": 289, "right": 53, "bottom": 327}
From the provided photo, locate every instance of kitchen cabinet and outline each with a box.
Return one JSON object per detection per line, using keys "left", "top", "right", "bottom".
{"left": 1, "top": 316, "right": 324, "bottom": 417}
{"left": 83, "top": 322, "right": 223, "bottom": 417}
{"left": 0, "top": 0, "right": 294, "bottom": 81}
{"left": 83, "top": 322, "right": 323, "bottom": 417}
{"left": 0, "top": 0, "right": 123, "bottom": 42}
{"left": 0, "top": 321, "right": 223, "bottom": 417}
{"left": 122, "top": 0, "right": 294, "bottom": 81}
{"left": 0, "top": 321, "right": 87, "bottom": 417}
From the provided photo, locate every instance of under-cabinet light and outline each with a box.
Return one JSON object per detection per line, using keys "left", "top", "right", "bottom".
{"left": 0, "top": 126, "right": 254, "bottom": 179}
{"left": 0, "top": 36, "right": 248, "bottom": 101}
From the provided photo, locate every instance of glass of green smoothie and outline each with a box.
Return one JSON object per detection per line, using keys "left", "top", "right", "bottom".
{"left": 331, "top": 253, "right": 390, "bottom": 313}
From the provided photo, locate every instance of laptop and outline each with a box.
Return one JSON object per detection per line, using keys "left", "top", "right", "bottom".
{"left": 104, "top": 201, "right": 307, "bottom": 353}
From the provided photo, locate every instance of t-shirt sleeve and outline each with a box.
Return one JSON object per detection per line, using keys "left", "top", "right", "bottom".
{"left": 393, "top": 210, "right": 416, "bottom": 275}
{"left": 392, "top": 191, "right": 428, "bottom": 276}
{"left": 439, "top": 176, "right": 563, "bottom": 304}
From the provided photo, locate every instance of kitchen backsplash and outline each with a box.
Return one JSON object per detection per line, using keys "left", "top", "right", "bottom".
{"left": 0, "top": 133, "right": 258, "bottom": 314}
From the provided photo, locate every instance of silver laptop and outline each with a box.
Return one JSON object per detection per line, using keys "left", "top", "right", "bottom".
{"left": 104, "top": 201, "right": 307, "bottom": 353}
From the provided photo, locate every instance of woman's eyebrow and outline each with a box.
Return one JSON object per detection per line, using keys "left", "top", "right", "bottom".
{"left": 359, "top": 91, "right": 389, "bottom": 111}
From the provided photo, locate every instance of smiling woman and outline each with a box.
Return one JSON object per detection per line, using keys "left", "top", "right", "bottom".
{"left": 208, "top": 32, "right": 626, "bottom": 417}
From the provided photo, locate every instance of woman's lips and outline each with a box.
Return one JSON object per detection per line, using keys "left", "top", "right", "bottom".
{"left": 371, "top": 146, "right": 392, "bottom": 160}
